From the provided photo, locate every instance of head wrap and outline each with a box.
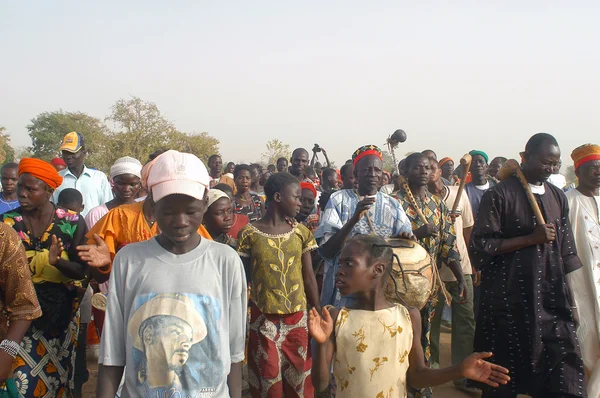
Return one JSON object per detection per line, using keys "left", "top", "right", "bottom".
{"left": 469, "top": 150, "right": 489, "bottom": 163}
{"left": 439, "top": 157, "right": 453, "bottom": 167}
{"left": 110, "top": 156, "right": 142, "bottom": 179}
{"left": 207, "top": 189, "right": 230, "bottom": 208}
{"left": 571, "top": 144, "right": 600, "bottom": 170}
{"left": 300, "top": 181, "right": 317, "bottom": 198}
{"left": 352, "top": 145, "right": 383, "bottom": 167}
{"left": 18, "top": 158, "right": 63, "bottom": 189}
{"left": 50, "top": 158, "right": 66, "bottom": 167}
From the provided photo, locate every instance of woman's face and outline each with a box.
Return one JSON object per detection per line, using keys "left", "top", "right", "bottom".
{"left": 381, "top": 173, "right": 390, "bottom": 186}
{"left": 17, "top": 174, "right": 52, "bottom": 211}
{"left": 113, "top": 174, "right": 142, "bottom": 202}
{"left": 205, "top": 197, "right": 234, "bottom": 235}
{"left": 235, "top": 170, "right": 252, "bottom": 193}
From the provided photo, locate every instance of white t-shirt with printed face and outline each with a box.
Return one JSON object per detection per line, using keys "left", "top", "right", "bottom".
{"left": 100, "top": 238, "right": 247, "bottom": 398}
{"left": 440, "top": 186, "right": 475, "bottom": 280}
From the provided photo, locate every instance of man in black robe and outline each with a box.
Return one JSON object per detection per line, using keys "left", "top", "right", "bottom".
{"left": 470, "top": 133, "right": 586, "bottom": 397}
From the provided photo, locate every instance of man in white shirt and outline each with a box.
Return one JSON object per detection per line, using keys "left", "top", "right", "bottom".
{"left": 565, "top": 144, "right": 600, "bottom": 398}
{"left": 427, "top": 159, "right": 477, "bottom": 393}
{"left": 52, "top": 132, "right": 113, "bottom": 216}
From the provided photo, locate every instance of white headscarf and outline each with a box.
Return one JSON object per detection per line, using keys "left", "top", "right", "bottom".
{"left": 110, "top": 156, "right": 142, "bottom": 179}
{"left": 207, "top": 189, "right": 230, "bottom": 208}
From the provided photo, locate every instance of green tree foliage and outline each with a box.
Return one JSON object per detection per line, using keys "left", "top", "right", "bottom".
{"left": 14, "top": 147, "right": 33, "bottom": 162}
{"left": 27, "top": 111, "right": 110, "bottom": 167}
{"left": 262, "top": 139, "right": 290, "bottom": 166}
{"left": 381, "top": 150, "right": 397, "bottom": 173}
{"left": 107, "top": 96, "right": 219, "bottom": 164}
{"left": 166, "top": 131, "right": 219, "bottom": 163}
{"left": 0, "top": 127, "right": 16, "bottom": 164}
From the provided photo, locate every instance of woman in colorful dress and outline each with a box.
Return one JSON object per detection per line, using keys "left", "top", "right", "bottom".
{"left": 3, "top": 158, "right": 88, "bottom": 397}
{"left": 0, "top": 223, "right": 41, "bottom": 393}
{"left": 238, "top": 173, "right": 320, "bottom": 397}
{"left": 234, "top": 164, "right": 265, "bottom": 223}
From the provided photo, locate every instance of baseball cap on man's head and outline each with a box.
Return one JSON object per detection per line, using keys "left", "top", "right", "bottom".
{"left": 60, "top": 132, "right": 85, "bottom": 153}
{"left": 146, "top": 150, "right": 210, "bottom": 202}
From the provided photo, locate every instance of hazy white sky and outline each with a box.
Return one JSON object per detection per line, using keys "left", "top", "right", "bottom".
{"left": 2, "top": 1, "right": 599, "bottom": 167}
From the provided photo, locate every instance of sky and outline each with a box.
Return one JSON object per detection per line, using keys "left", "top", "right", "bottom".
{"left": 1, "top": 1, "right": 599, "bottom": 168}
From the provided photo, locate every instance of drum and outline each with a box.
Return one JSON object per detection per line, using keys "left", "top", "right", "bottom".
{"left": 384, "top": 238, "right": 434, "bottom": 310}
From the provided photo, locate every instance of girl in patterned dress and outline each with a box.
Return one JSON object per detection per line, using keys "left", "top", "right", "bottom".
{"left": 238, "top": 173, "right": 320, "bottom": 397}
{"left": 308, "top": 234, "right": 510, "bottom": 398}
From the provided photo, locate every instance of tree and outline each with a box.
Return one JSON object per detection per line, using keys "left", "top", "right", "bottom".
{"left": 166, "top": 131, "right": 220, "bottom": 163}
{"left": 381, "top": 150, "right": 397, "bottom": 173}
{"left": 262, "top": 139, "right": 290, "bottom": 166}
{"left": 106, "top": 96, "right": 219, "bottom": 164}
{"left": 27, "top": 111, "right": 111, "bottom": 168}
{"left": 0, "top": 127, "right": 15, "bottom": 164}
{"left": 14, "top": 147, "right": 33, "bottom": 162}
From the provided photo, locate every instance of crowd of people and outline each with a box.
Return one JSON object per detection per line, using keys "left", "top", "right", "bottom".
{"left": 0, "top": 129, "right": 597, "bottom": 398}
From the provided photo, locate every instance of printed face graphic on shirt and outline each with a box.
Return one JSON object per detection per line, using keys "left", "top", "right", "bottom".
{"left": 128, "top": 293, "right": 222, "bottom": 398}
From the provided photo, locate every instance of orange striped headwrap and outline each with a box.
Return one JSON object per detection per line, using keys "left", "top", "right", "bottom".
{"left": 18, "top": 158, "right": 63, "bottom": 189}
{"left": 571, "top": 144, "right": 600, "bottom": 170}
{"left": 439, "top": 157, "right": 453, "bottom": 167}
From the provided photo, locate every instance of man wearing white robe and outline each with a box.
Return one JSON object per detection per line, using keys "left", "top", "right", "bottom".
{"left": 566, "top": 143, "right": 600, "bottom": 398}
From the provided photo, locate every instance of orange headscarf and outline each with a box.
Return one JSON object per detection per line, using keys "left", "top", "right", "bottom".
{"left": 18, "top": 158, "right": 63, "bottom": 189}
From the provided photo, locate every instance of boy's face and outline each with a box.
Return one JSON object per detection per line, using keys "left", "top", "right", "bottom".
{"left": 154, "top": 194, "right": 207, "bottom": 246}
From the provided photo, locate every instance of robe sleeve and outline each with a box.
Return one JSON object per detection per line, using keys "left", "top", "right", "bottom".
{"left": 559, "top": 193, "right": 583, "bottom": 274}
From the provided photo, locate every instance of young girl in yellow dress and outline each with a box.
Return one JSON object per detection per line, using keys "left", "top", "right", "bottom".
{"left": 308, "top": 234, "right": 510, "bottom": 397}
{"left": 238, "top": 172, "right": 320, "bottom": 397}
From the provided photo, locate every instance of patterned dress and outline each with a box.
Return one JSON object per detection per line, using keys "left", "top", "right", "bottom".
{"left": 3, "top": 207, "right": 86, "bottom": 398}
{"left": 234, "top": 194, "right": 264, "bottom": 223}
{"left": 333, "top": 305, "right": 413, "bottom": 398}
{"left": 238, "top": 223, "right": 318, "bottom": 397}
{"left": 392, "top": 187, "right": 460, "bottom": 398}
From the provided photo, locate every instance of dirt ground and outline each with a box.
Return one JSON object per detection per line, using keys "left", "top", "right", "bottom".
{"left": 83, "top": 325, "right": 507, "bottom": 397}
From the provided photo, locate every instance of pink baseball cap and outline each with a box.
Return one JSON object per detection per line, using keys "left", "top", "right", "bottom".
{"left": 146, "top": 150, "right": 210, "bottom": 202}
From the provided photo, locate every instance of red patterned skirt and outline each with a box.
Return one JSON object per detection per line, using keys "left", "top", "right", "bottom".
{"left": 248, "top": 301, "right": 313, "bottom": 398}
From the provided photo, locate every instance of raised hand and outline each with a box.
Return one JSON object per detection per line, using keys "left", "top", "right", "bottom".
{"left": 49, "top": 235, "right": 64, "bottom": 266}
{"left": 352, "top": 196, "right": 376, "bottom": 222}
{"left": 76, "top": 234, "right": 111, "bottom": 268}
{"left": 460, "top": 352, "right": 510, "bottom": 387}
{"left": 308, "top": 307, "right": 334, "bottom": 344}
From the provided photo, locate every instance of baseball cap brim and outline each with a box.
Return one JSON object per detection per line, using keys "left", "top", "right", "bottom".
{"left": 151, "top": 180, "right": 207, "bottom": 202}
{"left": 59, "top": 145, "right": 82, "bottom": 153}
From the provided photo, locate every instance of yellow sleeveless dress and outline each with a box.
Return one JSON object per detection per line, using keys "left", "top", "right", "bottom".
{"left": 334, "top": 304, "right": 413, "bottom": 398}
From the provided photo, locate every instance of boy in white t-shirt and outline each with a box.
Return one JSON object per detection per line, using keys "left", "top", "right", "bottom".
{"left": 97, "top": 150, "right": 247, "bottom": 398}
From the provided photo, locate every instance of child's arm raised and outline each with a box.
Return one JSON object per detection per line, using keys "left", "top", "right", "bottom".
{"left": 308, "top": 307, "right": 337, "bottom": 392}
{"left": 302, "top": 251, "right": 321, "bottom": 312}
{"left": 406, "top": 307, "right": 510, "bottom": 389}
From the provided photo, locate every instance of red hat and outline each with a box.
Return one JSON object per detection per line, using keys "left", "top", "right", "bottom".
{"left": 300, "top": 182, "right": 317, "bottom": 198}
{"left": 50, "top": 158, "right": 66, "bottom": 167}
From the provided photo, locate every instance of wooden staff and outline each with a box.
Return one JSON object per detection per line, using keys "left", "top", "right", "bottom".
{"left": 450, "top": 154, "right": 472, "bottom": 215}
{"left": 497, "top": 159, "right": 546, "bottom": 224}
{"left": 397, "top": 175, "right": 428, "bottom": 224}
